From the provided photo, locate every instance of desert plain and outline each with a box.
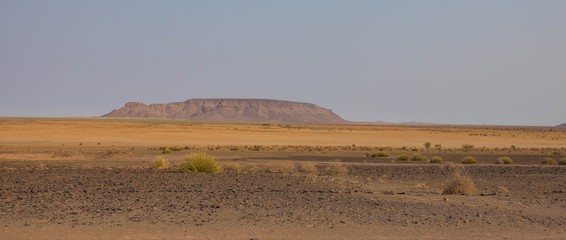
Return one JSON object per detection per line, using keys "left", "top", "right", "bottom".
{"left": 1, "top": 118, "right": 566, "bottom": 239}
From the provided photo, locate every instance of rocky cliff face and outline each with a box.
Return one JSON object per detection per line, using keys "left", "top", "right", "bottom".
{"left": 102, "top": 99, "right": 349, "bottom": 124}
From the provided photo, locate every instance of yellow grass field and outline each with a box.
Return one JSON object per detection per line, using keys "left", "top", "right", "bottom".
{"left": 1, "top": 118, "right": 564, "bottom": 149}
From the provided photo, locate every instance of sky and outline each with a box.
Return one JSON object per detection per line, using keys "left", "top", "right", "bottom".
{"left": 1, "top": 1, "right": 565, "bottom": 126}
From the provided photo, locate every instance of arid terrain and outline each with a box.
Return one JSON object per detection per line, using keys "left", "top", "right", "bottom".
{"left": 1, "top": 118, "right": 566, "bottom": 239}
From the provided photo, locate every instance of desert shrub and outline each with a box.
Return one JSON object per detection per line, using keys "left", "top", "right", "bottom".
{"left": 462, "top": 144, "right": 474, "bottom": 151}
{"left": 462, "top": 156, "right": 477, "bottom": 164}
{"left": 396, "top": 154, "right": 409, "bottom": 161}
{"left": 162, "top": 148, "right": 172, "bottom": 154}
{"left": 152, "top": 156, "right": 168, "bottom": 169}
{"left": 220, "top": 162, "right": 243, "bottom": 173}
{"left": 371, "top": 152, "right": 390, "bottom": 158}
{"left": 495, "top": 157, "right": 513, "bottom": 164}
{"left": 424, "top": 142, "right": 431, "bottom": 150}
{"left": 364, "top": 152, "right": 371, "bottom": 157}
{"left": 326, "top": 162, "right": 348, "bottom": 176}
{"left": 411, "top": 154, "right": 428, "bottom": 162}
{"left": 443, "top": 173, "right": 476, "bottom": 195}
{"left": 430, "top": 156, "right": 444, "bottom": 163}
{"left": 541, "top": 157, "right": 557, "bottom": 165}
{"left": 170, "top": 146, "right": 183, "bottom": 151}
{"left": 179, "top": 153, "right": 220, "bottom": 173}
{"left": 559, "top": 158, "right": 566, "bottom": 165}
{"left": 252, "top": 145, "right": 264, "bottom": 151}
{"left": 296, "top": 162, "right": 318, "bottom": 174}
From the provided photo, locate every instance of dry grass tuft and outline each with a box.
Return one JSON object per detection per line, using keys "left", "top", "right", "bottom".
{"left": 443, "top": 173, "right": 476, "bottom": 195}
{"left": 461, "top": 156, "right": 477, "bottom": 164}
{"left": 430, "top": 156, "right": 444, "bottom": 163}
{"left": 559, "top": 158, "right": 566, "bottom": 165}
{"left": 396, "top": 154, "right": 409, "bottom": 161}
{"left": 542, "top": 157, "right": 557, "bottom": 165}
{"left": 152, "top": 156, "right": 168, "bottom": 169}
{"left": 410, "top": 153, "right": 428, "bottom": 162}
{"left": 220, "top": 162, "right": 244, "bottom": 173}
{"left": 296, "top": 162, "right": 318, "bottom": 174}
{"left": 496, "top": 156, "right": 513, "bottom": 164}
{"left": 325, "top": 162, "right": 348, "bottom": 176}
{"left": 179, "top": 153, "right": 220, "bottom": 173}
{"left": 162, "top": 148, "right": 172, "bottom": 154}
{"left": 371, "top": 152, "right": 390, "bottom": 158}
{"left": 264, "top": 162, "right": 296, "bottom": 174}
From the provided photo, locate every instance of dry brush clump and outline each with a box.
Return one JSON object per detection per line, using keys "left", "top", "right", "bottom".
{"left": 411, "top": 154, "right": 429, "bottom": 162}
{"left": 462, "top": 156, "right": 477, "bottom": 164}
{"left": 443, "top": 172, "right": 477, "bottom": 195}
{"left": 396, "top": 154, "right": 409, "bottom": 161}
{"left": 296, "top": 162, "right": 318, "bottom": 174}
{"left": 541, "top": 157, "right": 557, "bottom": 165}
{"left": 559, "top": 158, "right": 566, "bottom": 165}
{"left": 495, "top": 156, "right": 513, "bottom": 164}
{"left": 152, "top": 156, "right": 169, "bottom": 169}
{"left": 371, "top": 152, "right": 390, "bottom": 158}
{"left": 220, "top": 162, "right": 244, "bottom": 173}
{"left": 179, "top": 153, "right": 220, "bottom": 173}
{"left": 325, "top": 162, "right": 348, "bottom": 176}
{"left": 430, "top": 156, "right": 444, "bottom": 163}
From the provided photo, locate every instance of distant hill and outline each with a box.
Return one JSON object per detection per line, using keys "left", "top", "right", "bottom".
{"left": 102, "top": 98, "right": 349, "bottom": 124}
{"left": 557, "top": 123, "right": 566, "bottom": 127}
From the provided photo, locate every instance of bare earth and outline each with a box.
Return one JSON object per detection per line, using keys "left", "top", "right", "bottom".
{"left": 1, "top": 118, "right": 566, "bottom": 239}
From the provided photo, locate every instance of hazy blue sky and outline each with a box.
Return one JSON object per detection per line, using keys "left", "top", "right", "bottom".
{"left": 1, "top": 1, "right": 565, "bottom": 126}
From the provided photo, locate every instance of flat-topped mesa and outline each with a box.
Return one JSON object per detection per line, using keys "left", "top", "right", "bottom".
{"left": 102, "top": 98, "right": 349, "bottom": 124}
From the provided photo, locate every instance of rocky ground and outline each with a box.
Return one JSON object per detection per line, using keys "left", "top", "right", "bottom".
{"left": 1, "top": 160, "right": 566, "bottom": 239}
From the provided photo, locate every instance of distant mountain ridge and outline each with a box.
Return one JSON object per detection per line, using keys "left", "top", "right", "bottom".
{"left": 102, "top": 98, "right": 349, "bottom": 124}
{"left": 558, "top": 123, "right": 566, "bottom": 127}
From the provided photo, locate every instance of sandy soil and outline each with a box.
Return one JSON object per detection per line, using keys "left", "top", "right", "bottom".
{"left": 1, "top": 118, "right": 565, "bottom": 149}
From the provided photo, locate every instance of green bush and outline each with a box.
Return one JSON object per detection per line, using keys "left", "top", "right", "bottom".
{"left": 179, "top": 153, "right": 220, "bottom": 173}
{"left": 424, "top": 142, "right": 431, "bottom": 150}
{"left": 430, "top": 156, "right": 444, "bottom": 163}
{"left": 462, "top": 156, "right": 477, "bottom": 164}
{"left": 542, "top": 157, "right": 557, "bottom": 165}
{"left": 411, "top": 154, "right": 428, "bottom": 162}
{"left": 371, "top": 152, "right": 390, "bottom": 158}
{"left": 152, "top": 156, "right": 168, "bottom": 169}
{"left": 496, "top": 157, "right": 513, "bottom": 164}
{"left": 559, "top": 158, "right": 566, "bottom": 165}
{"left": 162, "top": 148, "right": 172, "bottom": 154}
{"left": 396, "top": 154, "right": 409, "bottom": 161}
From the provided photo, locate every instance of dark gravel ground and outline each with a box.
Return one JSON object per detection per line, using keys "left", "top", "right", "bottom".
{"left": 1, "top": 162, "right": 566, "bottom": 239}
